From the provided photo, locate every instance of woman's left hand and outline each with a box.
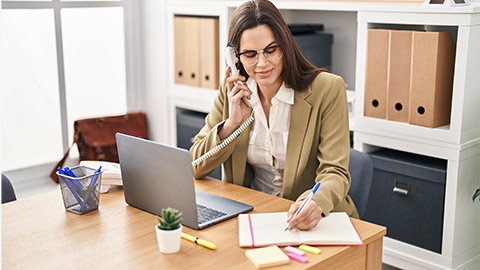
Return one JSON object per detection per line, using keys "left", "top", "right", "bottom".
{"left": 286, "top": 200, "right": 323, "bottom": 230}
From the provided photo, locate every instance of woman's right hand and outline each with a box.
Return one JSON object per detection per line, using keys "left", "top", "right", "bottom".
{"left": 218, "top": 66, "right": 253, "bottom": 140}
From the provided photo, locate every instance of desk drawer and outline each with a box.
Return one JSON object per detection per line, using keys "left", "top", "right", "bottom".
{"left": 364, "top": 148, "right": 447, "bottom": 254}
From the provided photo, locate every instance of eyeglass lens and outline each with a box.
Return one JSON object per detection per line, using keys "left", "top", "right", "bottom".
{"left": 239, "top": 46, "right": 282, "bottom": 66}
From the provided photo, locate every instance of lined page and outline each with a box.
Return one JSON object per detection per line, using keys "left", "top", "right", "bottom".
{"left": 298, "top": 212, "right": 362, "bottom": 245}
{"left": 238, "top": 212, "right": 298, "bottom": 247}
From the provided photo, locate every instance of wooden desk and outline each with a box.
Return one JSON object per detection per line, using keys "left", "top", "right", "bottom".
{"left": 2, "top": 178, "right": 385, "bottom": 269}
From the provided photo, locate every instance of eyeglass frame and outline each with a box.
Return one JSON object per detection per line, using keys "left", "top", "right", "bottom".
{"left": 235, "top": 45, "right": 282, "bottom": 66}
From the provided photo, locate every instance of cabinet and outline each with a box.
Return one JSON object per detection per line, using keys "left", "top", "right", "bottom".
{"left": 163, "top": 1, "right": 480, "bottom": 269}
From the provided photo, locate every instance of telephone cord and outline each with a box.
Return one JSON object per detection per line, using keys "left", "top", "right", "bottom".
{"left": 191, "top": 113, "right": 254, "bottom": 167}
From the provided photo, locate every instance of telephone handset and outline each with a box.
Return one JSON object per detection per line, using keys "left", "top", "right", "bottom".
{"left": 191, "top": 47, "right": 256, "bottom": 167}
{"left": 224, "top": 46, "right": 259, "bottom": 108}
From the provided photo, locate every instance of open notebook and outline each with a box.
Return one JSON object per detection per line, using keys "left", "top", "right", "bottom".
{"left": 238, "top": 212, "right": 362, "bottom": 247}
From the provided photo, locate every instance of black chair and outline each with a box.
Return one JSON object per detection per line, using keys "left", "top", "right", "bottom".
{"left": 347, "top": 149, "right": 373, "bottom": 219}
{"left": 2, "top": 174, "right": 17, "bottom": 203}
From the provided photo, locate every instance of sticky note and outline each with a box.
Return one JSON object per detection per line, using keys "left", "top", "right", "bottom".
{"left": 287, "top": 252, "right": 308, "bottom": 263}
{"left": 285, "top": 246, "right": 305, "bottom": 256}
{"left": 299, "top": 244, "right": 322, "bottom": 255}
{"left": 245, "top": 246, "right": 289, "bottom": 268}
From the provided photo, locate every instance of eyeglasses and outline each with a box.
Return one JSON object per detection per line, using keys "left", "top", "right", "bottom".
{"left": 236, "top": 45, "right": 282, "bottom": 66}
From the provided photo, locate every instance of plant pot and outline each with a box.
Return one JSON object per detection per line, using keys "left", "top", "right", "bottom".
{"left": 155, "top": 224, "right": 182, "bottom": 254}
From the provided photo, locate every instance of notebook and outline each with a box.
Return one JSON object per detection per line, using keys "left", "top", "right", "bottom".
{"left": 245, "top": 246, "right": 289, "bottom": 269}
{"left": 238, "top": 212, "right": 362, "bottom": 247}
{"left": 116, "top": 133, "right": 253, "bottom": 230}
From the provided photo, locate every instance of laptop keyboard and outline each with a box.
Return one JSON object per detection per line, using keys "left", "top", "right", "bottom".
{"left": 197, "top": 204, "right": 227, "bottom": 224}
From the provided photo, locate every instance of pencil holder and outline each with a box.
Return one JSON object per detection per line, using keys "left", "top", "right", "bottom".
{"left": 57, "top": 166, "right": 102, "bottom": 215}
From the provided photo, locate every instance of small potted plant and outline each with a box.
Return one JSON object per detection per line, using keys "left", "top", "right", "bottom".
{"left": 155, "top": 207, "right": 183, "bottom": 254}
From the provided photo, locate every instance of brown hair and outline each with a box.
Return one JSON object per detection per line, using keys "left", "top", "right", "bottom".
{"left": 227, "top": 0, "right": 328, "bottom": 92}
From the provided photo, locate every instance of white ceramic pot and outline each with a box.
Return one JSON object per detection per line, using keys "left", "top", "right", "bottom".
{"left": 155, "top": 224, "right": 182, "bottom": 254}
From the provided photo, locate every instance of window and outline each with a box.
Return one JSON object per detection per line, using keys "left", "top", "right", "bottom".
{"left": 1, "top": 0, "right": 135, "bottom": 172}
{"left": 1, "top": 9, "right": 62, "bottom": 170}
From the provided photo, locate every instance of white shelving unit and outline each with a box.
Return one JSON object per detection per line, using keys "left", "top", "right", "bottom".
{"left": 163, "top": 1, "right": 480, "bottom": 269}
{"left": 354, "top": 7, "right": 480, "bottom": 270}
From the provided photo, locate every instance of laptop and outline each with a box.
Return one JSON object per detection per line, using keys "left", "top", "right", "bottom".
{"left": 116, "top": 133, "right": 253, "bottom": 230}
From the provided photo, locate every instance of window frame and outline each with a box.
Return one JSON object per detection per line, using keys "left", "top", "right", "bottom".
{"left": 2, "top": 0, "right": 141, "bottom": 155}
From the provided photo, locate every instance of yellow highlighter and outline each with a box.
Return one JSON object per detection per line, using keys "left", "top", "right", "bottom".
{"left": 181, "top": 232, "right": 217, "bottom": 250}
{"left": 299, "top": 244, "right": 322, "bottom": 255}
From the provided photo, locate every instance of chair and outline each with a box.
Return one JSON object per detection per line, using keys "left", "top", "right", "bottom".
{"left": 2, "top": 174, "right": 17, "bottom": 203}
{"left": 347, "top": 149, "right": 373, "bottom": 219}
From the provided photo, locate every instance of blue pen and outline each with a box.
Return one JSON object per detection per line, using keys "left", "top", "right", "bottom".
{"left": 79, "top": 166, "right": 102, "bottom": 212}
{"left": 285, "top": 181, "right": 321, "bottom": 231}
{"left": 64, "top": 167, "right": 84, "bottom": 192}
{"left": 64, "top": 167, "right": 76, "bottom": 177}
{"left": 57, "top": 168, "right": 84, "bottom": 206}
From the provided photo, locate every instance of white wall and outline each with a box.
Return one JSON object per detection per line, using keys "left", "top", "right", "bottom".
{"left": 138, "top": 0, "right": 169, "bottom": 144}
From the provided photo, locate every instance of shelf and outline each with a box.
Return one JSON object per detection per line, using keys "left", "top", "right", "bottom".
{"left": 355, "top": 116, "right": 456, "bottom": 144}
{"left": 168, "top": 84, "right": 218, "bottom": 113}
{"left": 226, "top": 1, "right": 480, "bottom": 13}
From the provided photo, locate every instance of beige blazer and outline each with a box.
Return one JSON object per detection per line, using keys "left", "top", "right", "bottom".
{"left": 191, "top": 72, "right": 358, "bottom": 218}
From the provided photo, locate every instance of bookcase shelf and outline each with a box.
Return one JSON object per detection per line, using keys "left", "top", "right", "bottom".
{"left": 354, "top": 7, "right": 480, "bottom": 270}
{"left": 162, "top": 1, "right": 480, "bottom": 269}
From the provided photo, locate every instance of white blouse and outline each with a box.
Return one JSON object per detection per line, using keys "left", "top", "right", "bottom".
{"left": 246, "top": 78, "right": 294, "bottom": 197}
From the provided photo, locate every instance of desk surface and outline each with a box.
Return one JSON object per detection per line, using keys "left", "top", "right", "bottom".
{"left": 2, "top": 178, "right": 385, "bottom": 269}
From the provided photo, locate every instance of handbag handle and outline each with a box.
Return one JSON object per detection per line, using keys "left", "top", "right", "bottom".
{"left": 49, "top": 143, "right": 75, "bottom": 183}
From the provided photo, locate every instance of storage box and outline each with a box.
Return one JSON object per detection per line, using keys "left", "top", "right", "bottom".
{"left": 364, "top": 29, "right": 389, "bottom": 119}
{"left": 409, "top": 31, "right": 455, "bottom": 128}
{"left": 387, "top": 30, "right": 413, "bottom": 123}
{"left": 364, "top": 148, "right": 447, "bottom": 253}
{"left": 290, "top": 28, "right": 333, "bottom": 70}
{"left": 176, "top": 109, "right": 222, "bottom": 179}
{"left": 174, "top": 16, "right": 219, "bottom": 89}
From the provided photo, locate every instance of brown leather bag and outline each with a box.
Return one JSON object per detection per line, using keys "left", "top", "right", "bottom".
{"left": 50, "top": 112, "right": 148, "bottom": 183}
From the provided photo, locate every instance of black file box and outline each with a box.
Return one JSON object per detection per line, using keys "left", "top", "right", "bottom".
{"left": 289, "top": 24, "right": 333, "bottom": 70}
{"left": 176, "top": 109, "right": 222, "bottom": 180}
{"left": 364, "top": 148, "right": 447, "bottom": 254}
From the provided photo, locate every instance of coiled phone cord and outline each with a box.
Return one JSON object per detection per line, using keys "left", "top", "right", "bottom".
{"left": 191, "top": 113, "right": 254, "bottom": 167}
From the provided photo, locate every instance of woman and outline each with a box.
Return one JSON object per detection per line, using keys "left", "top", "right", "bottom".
{"left": 190, "top": 0, "right": 358, "bottom": 230}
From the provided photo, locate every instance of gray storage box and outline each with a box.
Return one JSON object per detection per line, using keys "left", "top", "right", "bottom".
{"left": 292, "top": 32, "right": 333, "bottom": 69}
{"left": 364, "top": 148, "right": 447, "bottom": 254}
{"left": 176, "top": 109, "right": 222, "bottom": 179}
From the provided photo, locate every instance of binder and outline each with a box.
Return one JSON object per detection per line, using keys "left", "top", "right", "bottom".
{"left": 174, "top": 16, "right": 200, "bottom": 87}
{"left": 409, "top": 31, "right": 455, "bottom": 128}
{"left": 364, "top": 29, "right": 390, "bottom": 119}
{"left": 199, "top": 18, "right": 219, "bottom": 89}
{"left": 387, "top": 30, "right": 413, "bottom": 123}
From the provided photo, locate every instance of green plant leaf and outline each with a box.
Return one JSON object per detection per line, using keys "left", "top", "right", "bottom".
{"left": 473, "top": 188, "right": 480, "bottom": 203}
{"left": 157, "top": 207, "right": 183, "bottom": 230}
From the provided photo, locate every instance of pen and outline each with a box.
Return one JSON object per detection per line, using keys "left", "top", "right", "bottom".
{"left": 285, "top": 181, "right": 321, "bottom": 231}
{"left": 64, "top": 167, "right": 84, "bottom": 193}
{"left": 79, "top": 166, "right": 102, "bottom": 212}
{"left": 57, "top": 168, "right": 84, "bottom": 205}
{"left": 181, "top": 232, "right": 216, "bottom": 250}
